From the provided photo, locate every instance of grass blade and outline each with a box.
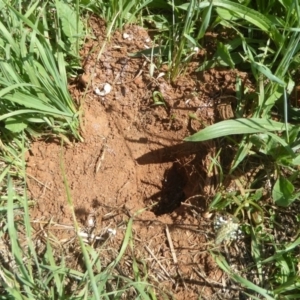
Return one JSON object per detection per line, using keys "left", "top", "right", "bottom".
{"left": 185, "top": 118, "right": 292, "bottom": 142}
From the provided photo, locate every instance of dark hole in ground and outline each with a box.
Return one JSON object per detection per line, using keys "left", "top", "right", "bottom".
{"left": 152, "top": 162, "right": 187, "bottom": 215}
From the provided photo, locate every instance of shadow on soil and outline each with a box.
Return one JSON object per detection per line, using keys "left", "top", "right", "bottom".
{"left": 137, "top": 141, "right": 209, "bottom": 216}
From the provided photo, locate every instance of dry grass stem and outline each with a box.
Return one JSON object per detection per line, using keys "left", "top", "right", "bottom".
{"left": 165, "top": 225, "right": 177, "bottom": 264}
{"left": 144, "top": 244, "right": 175, "bottom": 284}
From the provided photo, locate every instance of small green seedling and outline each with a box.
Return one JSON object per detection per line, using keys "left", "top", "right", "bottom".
{"left": 152, "top": 91, "right": 166, "bottom": 107}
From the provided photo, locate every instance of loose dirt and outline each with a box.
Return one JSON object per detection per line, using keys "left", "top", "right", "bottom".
{"left": 25, "top": 16, "right": 253, "bottom": 299}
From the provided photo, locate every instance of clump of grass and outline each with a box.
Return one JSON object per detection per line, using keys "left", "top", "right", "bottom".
{"left": 93, "top": 0, "right": 152, "bottom": 34}
{"left": 184, "top": 0, "right": 300, "bottom": 206}
{"left": 0, "top": 1, "right": 83, "bottom": 142}
{"left": 180, "top": 0, "right": 300, "bottom": 298}
{"left": 129, "top": 0, "right": 209, "bottom": 81}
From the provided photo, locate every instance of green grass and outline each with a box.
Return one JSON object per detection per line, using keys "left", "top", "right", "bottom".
{"left": 144, "top": 0, "right": 300, "bottom": 298}
{"left": 1, "top": 183, "right": 156, "bottom": 299}
{"left": 1, "top": 0, "right": 300, "bottom": 298}
{"left": 0, "top": 1, "right": 83, "bottom": 142}
{"left": 0, "top": 136, "right": 158, "bottom": 299}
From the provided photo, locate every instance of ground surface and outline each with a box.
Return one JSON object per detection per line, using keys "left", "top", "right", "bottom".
{"left": 25, "top": 17, "right": 254, "bottom": 299}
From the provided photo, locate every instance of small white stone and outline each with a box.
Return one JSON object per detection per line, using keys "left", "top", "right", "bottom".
{"left": 94, "top": 87, "right": 101, "bottom": 95}
{"left": 87, "top": 217, "right": 95, "bottom": 227}
{"left": 103, "top": 83, "right": 112, "bottom": 94}
{"left": 123, "top": 33, "right": 132, "bottom": 40}
{"left": 95, "top": 83, "right": 112, "bottom": 96}
{"left": 107, "top": 228, "right": 116, "bottom": 235}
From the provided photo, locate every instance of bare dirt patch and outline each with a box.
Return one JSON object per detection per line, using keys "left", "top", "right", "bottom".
{"left": 25, "top": 16, "right": 253, "bottom": 299}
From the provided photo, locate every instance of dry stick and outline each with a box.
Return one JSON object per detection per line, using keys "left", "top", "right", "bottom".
{"left": 31, "top": 220, "right": 74, "bottom": 229}
{"left": 192, "top": 266, "right": 226, "bottom": 300}
{"left": 165, "top": 226, "right": 188, "bottom": 289}
{"left": 144, "top": 245, "right": 175, "bottom": 284}
{"left": 27, "top": 173, "right": 52, "bottom": 190}
{"left": 165, "top": 225, "right": 177, "bottom": 264}
{"left": 114, "top": 59, "right": 146, "bottom": 85}
{"left": 193, "top": 266, "right": 241, "bottom": 298}
{"left": 193, "top": 267, "right": 223, "bottom": 287}
{"left": 95, "top": 144, "right": 107, "bottom": 173}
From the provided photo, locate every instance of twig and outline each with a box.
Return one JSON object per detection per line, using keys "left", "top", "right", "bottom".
{"left": 164, "top": 226, "right": 188, "bottom": 288}
{"left": 27, "top": 173, "right": 52, "bottom": 190}
{"left": 95, "top": 144, "right": 107, "bottom": 173}
{"left": 144, "top": 245, "right": 175, "bottom": 284}
{"left": 165, "top": 225, "right": 177, "bottom": 264}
